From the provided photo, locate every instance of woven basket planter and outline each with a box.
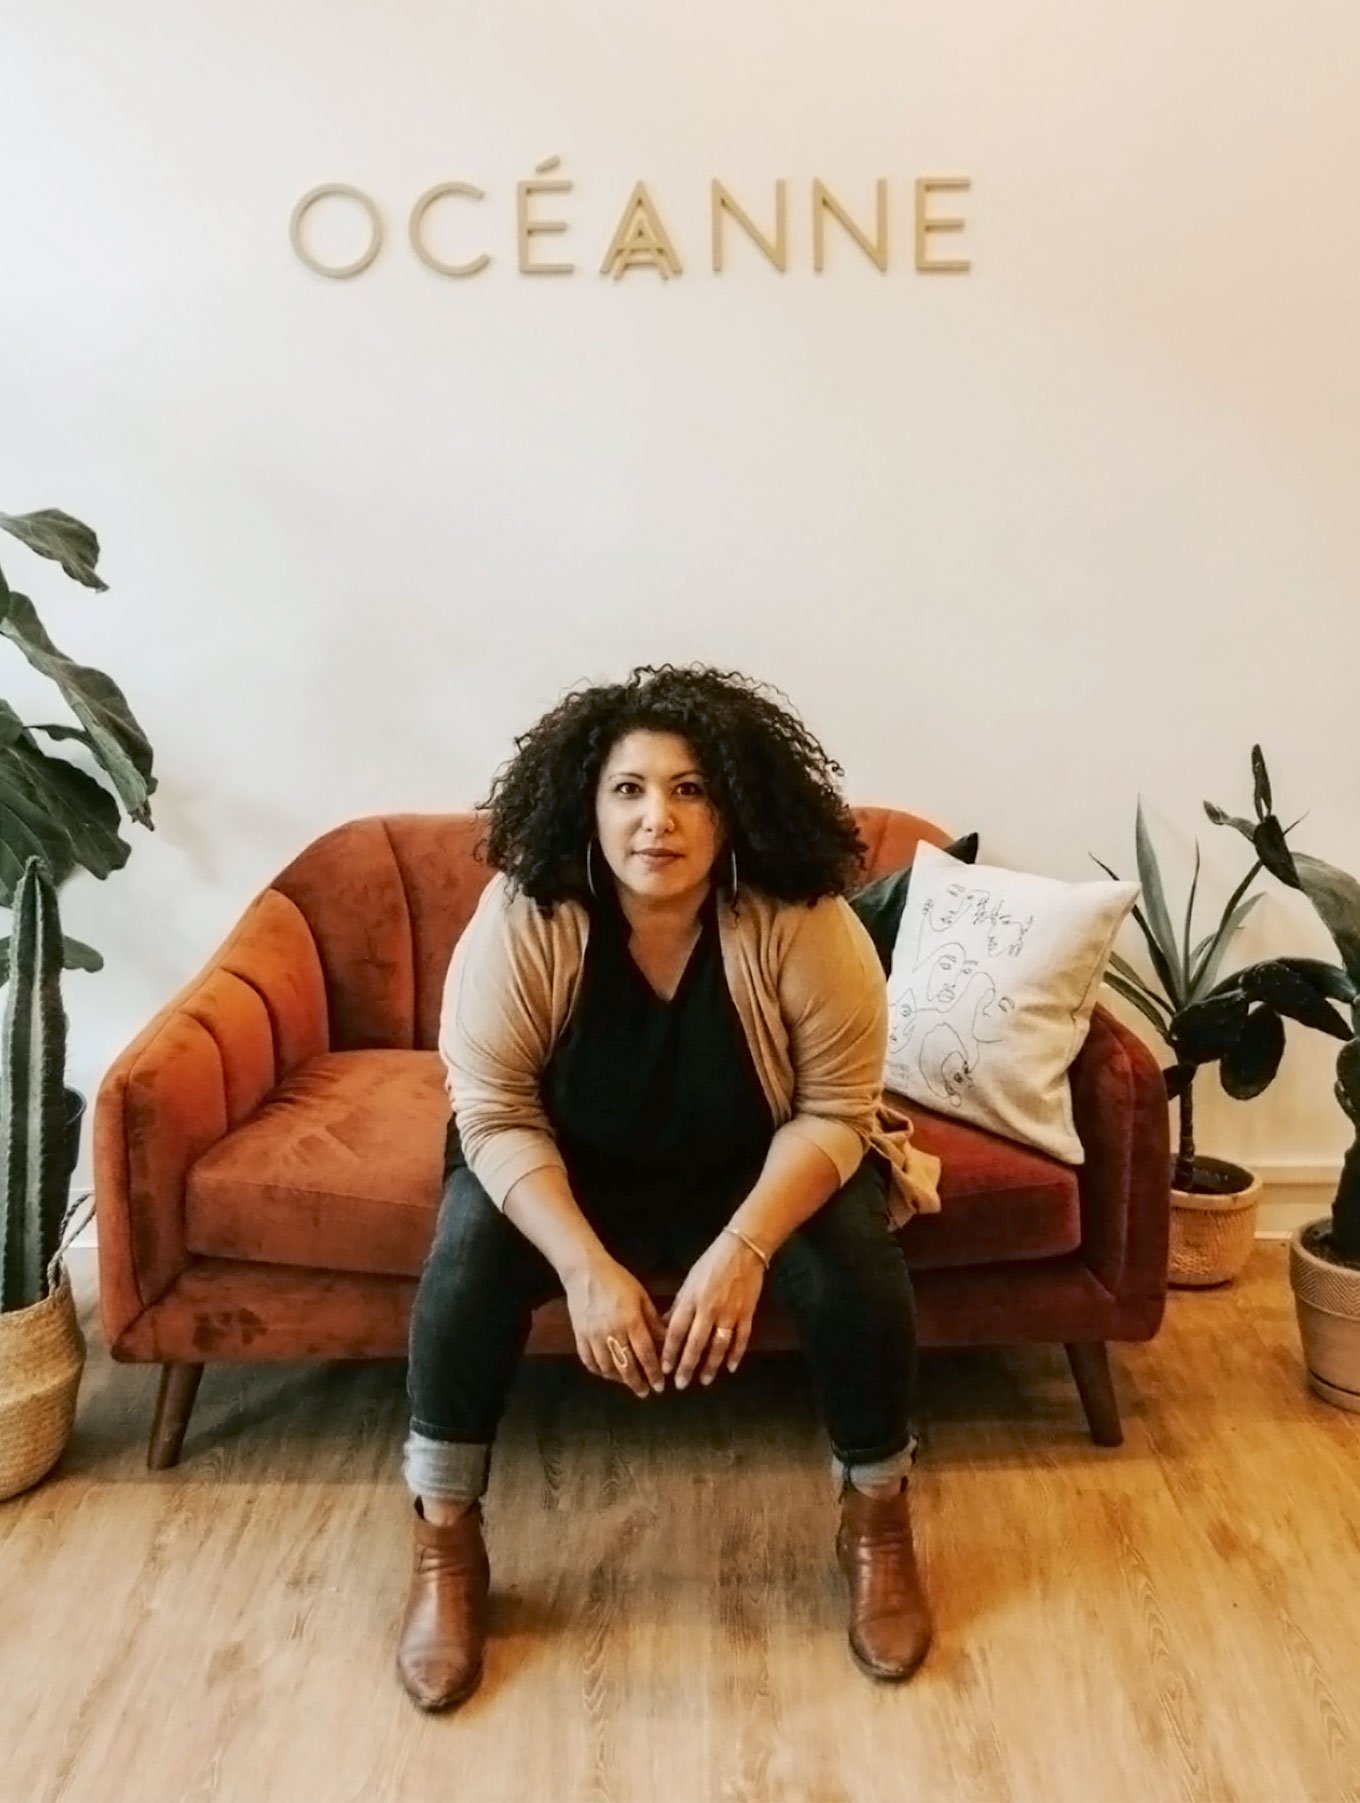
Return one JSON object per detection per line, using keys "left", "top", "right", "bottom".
{"left": 1290, "top": 1222, "right": 1360, "bottom": 1413}
{"left": 0, "top": 1258, "right": 86, "bottom": 1501}
{"left": 0, "top": 1195, "right": 92, "bottom": 1503}
{"left": 1168, "top": 1158, "right": 1262, "bottom": 1289}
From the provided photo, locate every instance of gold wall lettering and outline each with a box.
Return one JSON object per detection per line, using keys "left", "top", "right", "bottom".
{"left": 289, "top": 172, "right": 972, "bottom": 280}
{"left": 812, "top": 179, "right": 888, "bottom": 273}
{"left": 517, "top": 155, "right": 575, "bottom": 275}
{"left": 915, "top": 177, "right": 971, "bottom": 273}
{"left": 599, "top": 182, "right": 685, "bottom": 281}
{"left": 409, "top": 182, "right": 490, "bottom": 277}
{"left": 711, "top": 180, "right": 788, "bottom": 274}
{"left": 290, "top": 184, "right": 384, "bottom": 279}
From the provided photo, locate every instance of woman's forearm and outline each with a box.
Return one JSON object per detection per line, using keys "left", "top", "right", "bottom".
{"left": 725, "top": 1133, "right": 843, "bottom": 1261}
{"left": 502, "top": 1165, "right": 611, "bottom": 1283}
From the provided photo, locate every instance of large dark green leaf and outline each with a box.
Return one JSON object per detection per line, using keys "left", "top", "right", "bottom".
{"left": 1336, "top": 1038, "right": 1360, "bottom": 1127}
{"left": 0, "top": 590, "right": 154, "bottom": 823}
{"left": 0, "top": 933, "right": 102, "bottom": 985}
{"left": 1251, "top": 745, "right": 1273, "bottom": 818}
{"left": 1204, "top": 800, "right": 1255, "bottom": 837}
{"left": 1171, "top": 989, "right": 1250, "bottom": 1062}
{"left": 0, "top": 736, "right": 129, "bottom": 905}
{"left": 0, "top": 508, "right": 106, "bottom": 590}
{"left": 1269, "top": 957, "right": 1358, "bottom": 1004}
{"left": 1163, "top": 1062, "right": 1197, "bottom": 1099}
{"left": 1221, "top": 1005, "right": 1286, "bottom": 1100}
{"left": 1253, "top": 815, "right": 1301, "bottom": 889}
{"left": 1293, "top": 852, "right": 1360, "bottom": 984}
{"left": 1240, "top": 960, "right": 1352, "bottom": 1039}
{"left": 0, "top": 698, "right": 26, "bottom": 749}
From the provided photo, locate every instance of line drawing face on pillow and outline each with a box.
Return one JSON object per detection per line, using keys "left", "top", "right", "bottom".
{"left": 923, "top": 885, "right": 1034, "bottom": 961}
{"left": 886, "top": 881, "right": 1028, "bottom": 1108}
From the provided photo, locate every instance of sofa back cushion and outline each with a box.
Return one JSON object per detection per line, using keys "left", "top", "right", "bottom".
{"left": 270, "top": 805, "right": 951, "bottom": 1051}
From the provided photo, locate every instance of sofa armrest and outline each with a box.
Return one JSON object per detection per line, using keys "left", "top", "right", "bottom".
{"left": 94, "top": 888, "right": 329, "bottom": 1350}
{"left": 1068, "top": 1004, "right": 1170, "bottom": 1319}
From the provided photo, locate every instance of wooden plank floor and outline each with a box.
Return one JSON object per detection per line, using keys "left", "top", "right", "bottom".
{"left": 3, "top": 1244, "right": 1360, "bottom": 1803}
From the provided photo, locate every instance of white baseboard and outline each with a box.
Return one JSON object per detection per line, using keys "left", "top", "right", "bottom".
{"left": 66, "top": 1164, "right": 1342, "bottom": 1252}
{"left": 1253, "top": 1164, "right": 1339, "bottom": 1241}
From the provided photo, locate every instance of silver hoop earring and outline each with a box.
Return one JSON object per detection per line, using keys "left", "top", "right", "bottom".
{"left": 586, "top": 840, "right": 598, "bottom": 899}
{"left": 729, "top": 847, "right": 739, "bottom": 895}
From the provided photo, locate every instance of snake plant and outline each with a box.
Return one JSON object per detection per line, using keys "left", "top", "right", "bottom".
{"left": 0, "top": 857, "right": 79, "bottom": 1311}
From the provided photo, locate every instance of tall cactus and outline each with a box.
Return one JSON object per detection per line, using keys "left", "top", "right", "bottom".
{"left": 0, "top": 857, "right": 69, "bottom": 1311}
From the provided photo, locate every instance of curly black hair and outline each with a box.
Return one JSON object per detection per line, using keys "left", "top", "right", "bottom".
{"left": 476, "top": 663, "right": 868, "bottom": 910}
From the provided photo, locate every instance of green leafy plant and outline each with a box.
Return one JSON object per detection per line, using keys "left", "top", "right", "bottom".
{"left": 1094, "top": 801, "right": 1270, "bottom": 1192}
{"left": 1186, "top": 747, "right": 1360, "bottom": 1265}
{"left": 0, "top": 507, "right": 157, "bottom": 982}
{"left": 0, "top": 507, "right": 158, "bottom": 1308}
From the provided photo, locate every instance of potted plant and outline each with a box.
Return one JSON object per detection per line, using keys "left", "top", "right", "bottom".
{"left": 1094, "top": 800, "right": 1273, "bottom": 1285}
{"left": 0, "top": 859, "right": 96, "bottom": 1498}
{"left": 1190, "top": 747, "right": 1360, "bottom": 1410}
{"left": 0, "top": 507, "right": 157, "bottom": 1496}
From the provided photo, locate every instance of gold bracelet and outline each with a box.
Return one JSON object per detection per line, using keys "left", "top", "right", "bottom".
{"left": 722, "top": 1225, "right": 771, "bottom": 1271}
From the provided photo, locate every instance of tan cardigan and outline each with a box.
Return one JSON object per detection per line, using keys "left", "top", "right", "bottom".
{"left": 438, "top": 874, "right": 943, "bottom": 1230}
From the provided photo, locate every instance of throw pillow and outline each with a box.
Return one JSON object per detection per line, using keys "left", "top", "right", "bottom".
{"left": 850, "top": 832, "right": 980, "bottom": 977}
{"left": 882, "top": 840, "right": 1139, "bottom": 1163}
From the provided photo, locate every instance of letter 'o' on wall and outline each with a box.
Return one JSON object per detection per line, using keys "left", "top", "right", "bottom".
{"left": 289, "top": 184, "right": 384, "bottom": 279}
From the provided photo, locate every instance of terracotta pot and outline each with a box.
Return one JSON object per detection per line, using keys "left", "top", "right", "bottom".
{"left": 1168, "top": 1156, "right": 1262, "bottom": 1288}
{"left": 1290, "top": 1219, "right": 1360, "bottom": 1413}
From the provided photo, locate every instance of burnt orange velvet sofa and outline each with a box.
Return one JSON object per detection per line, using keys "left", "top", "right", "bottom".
{"left": 94, "top": 808, "right": 1170, "bottom": 1470}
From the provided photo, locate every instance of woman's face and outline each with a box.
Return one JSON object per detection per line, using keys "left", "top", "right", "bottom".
{"left": 594, "top": 730, "right": 724, "bottom": 906}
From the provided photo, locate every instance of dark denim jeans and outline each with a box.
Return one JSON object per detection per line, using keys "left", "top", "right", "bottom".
{"left": 405, "top": 1150, "right": 919, "bottom": 1497}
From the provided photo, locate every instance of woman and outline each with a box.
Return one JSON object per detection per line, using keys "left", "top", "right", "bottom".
{"left": 398, "top": 664, "right": 942, "bottom": 1710}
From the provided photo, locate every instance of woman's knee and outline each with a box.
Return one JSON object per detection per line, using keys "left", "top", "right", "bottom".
{"left": 774, "top": 1159, "right": 911, "bottom": 1312}
{"left": 423, "top": 1165, "right": 551, "bottom": 1299}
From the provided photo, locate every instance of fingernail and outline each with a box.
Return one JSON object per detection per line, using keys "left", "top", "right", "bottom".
{"left": 701, "top": 1375, "right": 713, "bottom": 1386}
{"left": 676, "top": 1375, "right": 688, "bottom": 1390}
{"left": 662, "top": 1362, "right": 673, "bottom": 1374}
{"left": 652, "top": 1381, "right": 663, "bottom": 1392}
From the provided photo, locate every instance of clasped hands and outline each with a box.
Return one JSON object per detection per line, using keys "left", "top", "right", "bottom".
{"left": 564, "top": 1230, "right": 766, "bottom": 1398}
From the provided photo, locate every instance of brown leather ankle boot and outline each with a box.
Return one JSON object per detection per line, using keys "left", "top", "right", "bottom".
{"left": 396, "top": 1498, "right": 490, "bottom": 1710}
{"left": 836, "top": 1481, "right": 933, "bottom": 1681}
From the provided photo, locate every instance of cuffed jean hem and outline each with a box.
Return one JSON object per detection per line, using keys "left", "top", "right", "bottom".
{"left": 403, "top": 1427, "right": 491, "bottom": 1504}
{"left": 832, "top": 1430, "right": 920, "bottom": 1492}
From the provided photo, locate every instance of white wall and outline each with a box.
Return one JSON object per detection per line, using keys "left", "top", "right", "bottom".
{"left": 3, "top": 0, "right": 1358, "bottom": 1204}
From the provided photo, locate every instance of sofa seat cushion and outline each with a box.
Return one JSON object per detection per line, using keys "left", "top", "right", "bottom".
{"left": 186, "top": 1051, "right": 448, "bottom": 1278}
{"left": 185, "top": 1053, "right": 1082, "bottom": 1281}
{"left": 898, "top": 1102, "right": 1081, "bottom": 1269}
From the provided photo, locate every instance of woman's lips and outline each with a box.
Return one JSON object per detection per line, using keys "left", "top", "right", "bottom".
{"left": 636, "top": 850, "right": 680, "bottom": 862}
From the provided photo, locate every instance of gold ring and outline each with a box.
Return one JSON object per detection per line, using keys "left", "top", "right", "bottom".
{"left": 606, "top": 1335, "right": 631, "bottom": 1371}
{"left": 714, "top": 1326, "right": 732, "bottom": 1340}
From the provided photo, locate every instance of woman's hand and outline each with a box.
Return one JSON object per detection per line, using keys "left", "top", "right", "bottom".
{"left": 662, "top": 1233, "right": 766, "bottom": 1389}
{"left": 563, "top": 1254, "right": 666, "bottom": 1398}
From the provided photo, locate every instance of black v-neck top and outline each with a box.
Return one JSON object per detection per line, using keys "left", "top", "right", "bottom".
{"left": 539, "top": 880, "right": 775, "bottom": 1203}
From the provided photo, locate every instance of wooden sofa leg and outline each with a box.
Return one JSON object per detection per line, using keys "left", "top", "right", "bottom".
{"left": 1064, "top": 1342, "right": 1123, "bottom": 1447}
{"left": 148, "top": 1362, "right": 205, "bottom": 1470}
